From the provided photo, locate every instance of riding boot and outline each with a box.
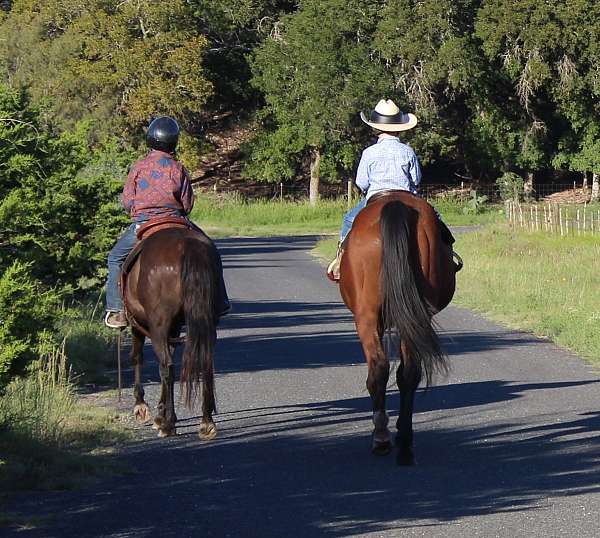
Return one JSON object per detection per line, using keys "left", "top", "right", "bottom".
{"left": 326, "top": 242, "right": 344, "bottom": 282}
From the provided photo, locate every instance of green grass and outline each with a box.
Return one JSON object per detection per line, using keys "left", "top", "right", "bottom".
{"left": 55, "top": 299, "right": 118, "bottom": 386}
{"left": 453, "top": 225, "right": 600, "bottom": 365}
{"left": 190, "top": 194, "right": 345, "bottom": 237}
{"left": 190, "top": 193, "right": 502, "bottom": 237}
{"left": 0, "top": 343, "right": 130, "bottom": 503}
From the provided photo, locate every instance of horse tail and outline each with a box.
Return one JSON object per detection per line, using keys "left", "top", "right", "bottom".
{"left": 180, "top": 237, "right": 217, "bottom": 411}
{"left": 380, "top": 200, "right": 448, "bottom": 386}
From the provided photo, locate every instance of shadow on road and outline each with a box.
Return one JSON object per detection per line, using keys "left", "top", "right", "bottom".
{"left": 7, "top": 382, "right": 600, "bottom": 537}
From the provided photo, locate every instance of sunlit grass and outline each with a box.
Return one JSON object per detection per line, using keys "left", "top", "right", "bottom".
{"left": 190, "top": 192, "right": 501, "bottom": 237}
{"left": 453, "top": 225, "right": 600, "bottom": 364}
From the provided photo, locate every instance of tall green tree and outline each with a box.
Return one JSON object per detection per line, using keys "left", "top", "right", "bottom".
{"left": 475, "top": 0, "right": 566, "bottom": 192}
{"left": 0, "top": 83, "right": 131, "bottom": 289}
{"left": 249, "top": 0, "right": 390, "bottom": 204}
{"left": 373, "top": 0, "right": 483, "bottom": 176}
{"left": 1, "top": 0, "right": 213, "bottom": 139}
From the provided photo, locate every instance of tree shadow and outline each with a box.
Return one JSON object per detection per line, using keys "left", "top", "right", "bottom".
{"left": 7, "top": 382, "right": 600, "bottom": 537}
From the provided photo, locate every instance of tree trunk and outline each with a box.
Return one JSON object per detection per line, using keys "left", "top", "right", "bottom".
{"left": 309, "top": 147, "right": 321, "bottom": 207}
{"left": 592, "top": 172, "right": 600, "bottom": 201}
{"left": 582, "top": 171, "right": 589, "bottom": 192}
{"left": 524, "top": 171, "right": 534, "bottom": 199}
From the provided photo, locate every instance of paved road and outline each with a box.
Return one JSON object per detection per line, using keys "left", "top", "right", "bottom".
{"left": 5, "top": 236, "right": 600, "bottom": 538}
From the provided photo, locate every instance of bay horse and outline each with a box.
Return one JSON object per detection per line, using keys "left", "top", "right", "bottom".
{"left": 339, "top": 191, "right": 457, "bottom": 465}
{"left": 122, "top": 225, "right": 221, "bottom": 439}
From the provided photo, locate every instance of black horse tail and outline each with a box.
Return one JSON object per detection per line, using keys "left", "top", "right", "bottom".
{"left": 180, "top": 237, "right": 217, "bottom": 411}
{"left": 380, "top": 201, "right": 448, "bottom": 386}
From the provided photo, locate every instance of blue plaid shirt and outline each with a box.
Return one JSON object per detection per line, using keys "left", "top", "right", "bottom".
{"left": 355, "top": 136, "right": 421, "bottom": 199}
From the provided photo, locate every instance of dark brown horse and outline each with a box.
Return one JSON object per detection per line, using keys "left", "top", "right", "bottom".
{"left": 339, "top": 191, "right": 457, "bottom": 465}
{"left": 123, "top": 226, "right": 220, "bottom": 439}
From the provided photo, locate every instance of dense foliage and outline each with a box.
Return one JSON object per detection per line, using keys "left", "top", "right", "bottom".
{"left": 0, "top": 83, "right": 132, "bottom": 388}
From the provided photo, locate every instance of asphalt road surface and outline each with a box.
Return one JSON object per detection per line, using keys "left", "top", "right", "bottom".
{"left": 5, "top": 235, "right": 600, "bottom": 538}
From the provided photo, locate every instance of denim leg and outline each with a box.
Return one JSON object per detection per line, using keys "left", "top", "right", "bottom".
{"left": 340, "top": 198, "right": 368, "bottom": 242}
{"left": 214, "top": 248, "right": 231, "bottom": 315}
{"left": 106, "top": 224, "right": 138, "bottom": 312}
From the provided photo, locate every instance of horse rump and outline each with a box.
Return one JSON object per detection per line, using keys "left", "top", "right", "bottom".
{"left": 379, "top": 200, "right": 448, "bottom": 386}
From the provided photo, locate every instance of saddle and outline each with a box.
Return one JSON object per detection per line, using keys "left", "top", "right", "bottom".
{"left": 121, "top": 216, "right": 192, "bottom": 276}
{"left": 368, "top": 190, "right": 455, "bottom": 245}
{"left": 135, "top": 215, "right": 191, "bottom": 240}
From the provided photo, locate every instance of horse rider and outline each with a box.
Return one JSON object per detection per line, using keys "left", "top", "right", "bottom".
{"left": 327, "top": 99, "right": 456, "bottom": 281}
{"left": 104, "top": 116, "right": 230, "bottom": 328}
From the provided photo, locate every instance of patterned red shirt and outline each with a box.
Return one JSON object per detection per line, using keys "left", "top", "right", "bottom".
{"left": 121, "top": 150, "right": 194, "bottom": 222}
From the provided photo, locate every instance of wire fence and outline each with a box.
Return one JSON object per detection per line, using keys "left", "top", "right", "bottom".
{"left": 196, "top": 179, "right": 597, "bottom": 205}
{"left": 505, "top": 199, "right": 600, "bottom": 236}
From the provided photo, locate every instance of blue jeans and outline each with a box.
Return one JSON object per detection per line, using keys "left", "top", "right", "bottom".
{"left": 340, "top": 198, "right": 367, "bottom": 243}
{"left": 106, "top": 224, "right": 138, "bottom": 312}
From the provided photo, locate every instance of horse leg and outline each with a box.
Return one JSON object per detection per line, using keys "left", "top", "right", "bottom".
{"left": 396, "top": 340, "right": 422, "bottom": 465}
{"left": 131, "top": 328, "right": 151, "bottom": 423}
{"left": 357, "top": 314, "right": 391, "bottom": 455}
{"left": 199, "top": 345, "right": 217, "bottom": 440}
{"left": 152, "top": 332, "right": 178, "bottom": 438}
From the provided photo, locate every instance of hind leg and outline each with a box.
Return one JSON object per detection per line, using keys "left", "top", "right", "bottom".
{"left": 199, "top": 331, "right": 217, "bottom": 441}
{"left": 151, "top": 330, "right": 178, "bottom": 438}
{"left": 357, "top": 313, "right": 391, "bottom": 455}
{"left": 131, "top": 329, "right": 152, "bottom": 423}
{"left": 396, "top": 341, "right": 422, "bottom": 465}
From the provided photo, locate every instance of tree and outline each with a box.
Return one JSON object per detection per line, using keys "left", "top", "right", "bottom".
{"left": 372, "top": 0, "right": 483, "bottom": 176}
{"left": 0, "top": 83, "right": 132, "bottom": 289}
{"left": 249, "top": 0, "right": 390, "bottom": 204}
{"left": 475, "top": 0, "right": 568, "bottom": 192}
{"left": 1, "top": 0, "right": 213, "bottom": 139}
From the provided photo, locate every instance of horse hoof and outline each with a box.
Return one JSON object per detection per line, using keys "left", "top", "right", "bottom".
{"left": 152, "top": 417, "right": 164, "bottom": 430}
{"left": 157, "top": 427, "right": 176, "bottom": 438}
{"left": 199, "top": 422, "right": 217, "bottom": 441}
{"left": 371, "top": 440, "right": 392, "bottom": 456}
{"left": 133, "top": 404, "right": 152, "bottom": 423}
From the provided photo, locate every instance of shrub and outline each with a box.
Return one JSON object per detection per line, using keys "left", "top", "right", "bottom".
{"left": 0, "top": 262, "right": 60, "bottom": 389}
{"left": 496, "top": 172, "right": 525, "bottom": 201}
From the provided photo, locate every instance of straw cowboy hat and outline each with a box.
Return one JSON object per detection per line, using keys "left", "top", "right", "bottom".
{"left": 360, "top": 99, "right": 418, "bottom": 131}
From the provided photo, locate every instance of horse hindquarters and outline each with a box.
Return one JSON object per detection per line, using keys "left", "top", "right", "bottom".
{"left": 379, "top": 201, "right": 448, "bottom": 464}
{"left": 180, "top": 238, "right": 218, "bottom": 440}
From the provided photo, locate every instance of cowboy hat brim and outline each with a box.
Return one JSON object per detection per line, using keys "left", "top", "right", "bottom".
{"left": 360, "top": 111, "right": 418, "bottom": 132}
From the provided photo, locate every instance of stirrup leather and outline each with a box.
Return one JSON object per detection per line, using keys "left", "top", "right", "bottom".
{"left": 326, "top": 243, "right": 344, "bottom": 282}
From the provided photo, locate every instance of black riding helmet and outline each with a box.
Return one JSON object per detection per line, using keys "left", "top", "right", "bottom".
{"left": 146, "top": 116, "right": 180, "bottom": 153}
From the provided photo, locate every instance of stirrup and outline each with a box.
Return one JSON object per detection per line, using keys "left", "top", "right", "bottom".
{"left": 453, "top": 251, "right": 463, "bottom": 273}
{"left": 104, "top": 311, "right": 128, "bottom": 329}
{"left": 326, "top": 243, "right": 343, "bottom": 282}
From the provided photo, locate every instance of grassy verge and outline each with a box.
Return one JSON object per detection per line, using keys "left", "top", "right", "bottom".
{"left": 190, "top": 194, "right": 345, "bottom": 237}
{"left": 0, "top": 344, "right": 130, "bottom": 499}
{"left": 190, "top": 193, "right": 502, "bottom": 237}
{"left": 315, "top": 224, "right": 600, "bottom": 366}
{"left": 453, "top": 225, "right": 600, "bottom": 365}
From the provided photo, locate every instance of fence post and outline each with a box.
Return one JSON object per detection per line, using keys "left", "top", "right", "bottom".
{"left": 280, "top": 182, "right": 283, "bottom": 202}
{"left": 347, "top": 180, "right": 353, "bottom": 210}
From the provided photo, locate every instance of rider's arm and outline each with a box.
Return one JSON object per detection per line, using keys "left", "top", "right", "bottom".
{"left": 409, "top": 151, "right": 422, "bottom": 193}
{"left": 179, "top": 167, "right": 195, "bottom": 215}
{"left": 355, "top": 150, "right": 370, "bottom": 194}
{"left": 120, "top": 165, "right": 137, "bottom": 214}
